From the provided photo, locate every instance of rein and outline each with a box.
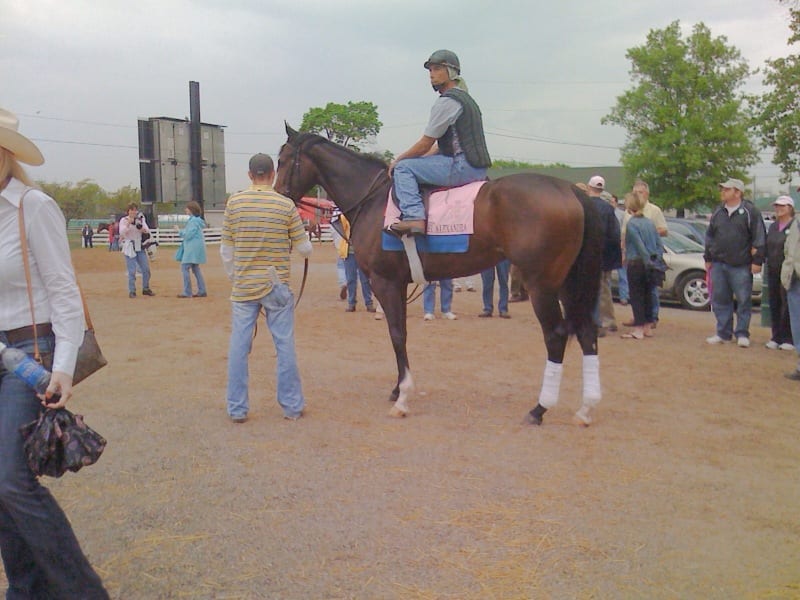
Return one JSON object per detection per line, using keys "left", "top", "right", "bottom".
{"left": 283, "top": 135, "right": 422, "bottom": 305}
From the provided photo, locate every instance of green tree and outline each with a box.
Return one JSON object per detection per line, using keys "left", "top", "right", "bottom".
{"left": 107, "top": 185, "right": 141, "bottom": 215}
{"left": 603, "top": 21, "right": 757, "bottom": 213}
{"left": 38, "top": 179, "right": 108, "bottom": 223}
{"left": 300, "top": 101, "right": 382, "bottom": 149}
{"left": 757, "top": 8, "right": 800, "bottom": 183}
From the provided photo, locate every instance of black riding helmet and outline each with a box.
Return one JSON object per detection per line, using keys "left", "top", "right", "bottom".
{"left": 424, "top": 49, "right": 460, "bottom": 74}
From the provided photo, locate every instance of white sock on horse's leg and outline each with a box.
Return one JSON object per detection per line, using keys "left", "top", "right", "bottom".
{"left": 538, "top": 360, "right": 563, "bottom": 409}
{"left": 581, "top": 355, "right": 601, "bottom": 405}
{"left": 575, "top": 355, "right": 601, "bottom": 426}
{"left": 390, "top": 370, "right": 414, "bottom": 417}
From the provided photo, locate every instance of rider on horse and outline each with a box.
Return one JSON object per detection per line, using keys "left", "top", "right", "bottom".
{"left": 389, "top": 49, "right": 492, "bottom": 236}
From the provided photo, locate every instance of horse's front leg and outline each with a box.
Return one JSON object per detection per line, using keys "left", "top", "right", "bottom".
{"left": 370, "top": 276, "right": 413, "bottom": 417}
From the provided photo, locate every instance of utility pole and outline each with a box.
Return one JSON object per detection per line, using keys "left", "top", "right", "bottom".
{"left": 189, "top": 81, "right": 204, "bottom": 210}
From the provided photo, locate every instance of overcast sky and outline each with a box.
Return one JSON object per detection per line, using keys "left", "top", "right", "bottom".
{"left": 2, "top": 0, "right": 796, "bottom": 196}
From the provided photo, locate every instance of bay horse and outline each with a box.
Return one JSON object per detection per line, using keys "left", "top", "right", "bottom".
{"left": 276, "top": 125, "right": 604, "bottom": 426}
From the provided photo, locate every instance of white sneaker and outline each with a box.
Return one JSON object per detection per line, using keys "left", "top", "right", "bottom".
{"left": 765, "top": 340, "right": 779, "bottom": 350}
{"left": 779, "top": 343, "right": 795, "bottom": 351}
{"left": 423, "top": 313, "right": 435, "bottom": 321}
{"left": 453, "top": 284, "right": 462, "bottom": 292}
{"left": 443, "top": 312, "right": 457, "bottom": 320}
{"left": 706, "top": 335, "right": 729, "bottom": 345}
{"left": 737, "top": 337, "right": 750, "bottom": 348}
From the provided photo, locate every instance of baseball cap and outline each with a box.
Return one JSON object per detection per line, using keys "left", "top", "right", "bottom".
{"left": 588, "top": 175, "right": 605, "bottom": 190}
{"left": 773, "top": 195, "right": 795, "bottom": 208}
{"left": 718, "top": 178, "right": 744, "bottom": 192}
{"left": 248, "top": 153, "right": 274, "bottom": 176}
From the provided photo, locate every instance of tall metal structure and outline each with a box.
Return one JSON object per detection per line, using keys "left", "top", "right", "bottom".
{"left": 137, "top": 82, "right": 226, "bottom": 211}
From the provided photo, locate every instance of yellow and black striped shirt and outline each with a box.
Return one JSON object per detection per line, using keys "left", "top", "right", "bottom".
{"left": 221, "top": 184, "right": 306, "bottom": 302}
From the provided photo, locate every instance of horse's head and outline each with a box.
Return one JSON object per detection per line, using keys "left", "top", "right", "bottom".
{"left": 275, "top": 123, "right": 324, "bottom": 202}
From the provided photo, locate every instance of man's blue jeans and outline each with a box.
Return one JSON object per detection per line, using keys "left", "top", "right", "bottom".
{"left": 617, "top": 267, "right": 629, "bottom": 302}
{"left": 423, "top": 280, "right": 453, "bottom": 314}
{"left": 181, "top": 263, "right": 207, "bottom": 297}
{"left": 0, "top": 334, "right": 108, "bottom": 599}
{"left": 125, "top": 250, "right": 151, "bottom": 293}
{"left": 344, "top": 254, "right": 373, "bottom": 308}
{"left": 481, "top": 259, "right": 511, "bottom": 314}
{"left": 393, "top": 154, "right": 487, "bottom": 220}
{"left": 226, "top": 283, "right": 305, "bottom": 419}
{"left": 710, "top": 262, "right": 754, "bottom": 340}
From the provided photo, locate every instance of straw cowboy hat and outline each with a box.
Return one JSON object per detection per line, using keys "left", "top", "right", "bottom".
{"left": 0, "top": 108, "right": 44, "bottom": 165}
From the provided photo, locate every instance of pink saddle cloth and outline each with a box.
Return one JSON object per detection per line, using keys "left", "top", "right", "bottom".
{"left": 384, "top": 181, "right": 486, "bottom": 235}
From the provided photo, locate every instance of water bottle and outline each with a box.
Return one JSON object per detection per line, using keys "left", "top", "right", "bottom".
{"left": 0, "top": 340, "right": 58, "bottom": 400}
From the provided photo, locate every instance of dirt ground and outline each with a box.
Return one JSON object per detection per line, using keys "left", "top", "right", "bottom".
{"left": 11, "top": 242, "right": 800, "bottom": 599}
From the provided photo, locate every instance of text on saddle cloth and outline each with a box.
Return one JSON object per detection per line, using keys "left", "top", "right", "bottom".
{"left": 384, "top": 180, "right": 485, "bottom": 235}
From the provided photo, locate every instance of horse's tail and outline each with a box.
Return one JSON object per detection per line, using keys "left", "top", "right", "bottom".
{"left": 561, "top": 186, "right": 604, "bottom": 336}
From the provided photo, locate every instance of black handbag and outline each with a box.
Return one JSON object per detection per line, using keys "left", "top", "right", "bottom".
{"left": 19, "top": 408, "right": 106, "bottom": 478}
{"left": 647, "top": 254, "right": 668, "bottom": 287}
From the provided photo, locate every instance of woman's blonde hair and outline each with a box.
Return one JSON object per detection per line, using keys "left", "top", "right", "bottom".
{"left": 625, "top": 190, "right": 646, "bottom": 215}
{"left": 0, "top": 147, "right": 34, "bottom": 187}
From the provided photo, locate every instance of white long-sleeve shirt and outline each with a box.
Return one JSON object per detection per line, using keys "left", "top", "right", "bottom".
{"left": 0, "top": 178, "right": 84, "bottom": 376}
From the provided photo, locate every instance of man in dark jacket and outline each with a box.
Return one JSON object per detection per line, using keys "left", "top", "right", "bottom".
{"left": 587, "top": 176, "right": 622, "bottom": 335}
{"left": 704, "top": 178, "right": 766, "bottom": 347}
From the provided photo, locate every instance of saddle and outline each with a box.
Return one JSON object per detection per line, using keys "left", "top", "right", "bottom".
{"left": 385, "top": 180, "right": 485, "bottom": 236}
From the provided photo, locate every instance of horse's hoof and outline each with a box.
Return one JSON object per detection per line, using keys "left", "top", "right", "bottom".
{"left": 573, "top": 406, "right": 592, "bottom": 427}
{"left": 388, "top": 406, "right": 407, "bottom": 418}
{"left": 524, "top": 405, "right": 547, "bottom": 426}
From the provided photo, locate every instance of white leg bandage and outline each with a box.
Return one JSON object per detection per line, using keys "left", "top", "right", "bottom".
{"left": 538, "top": 360, "right": 563, "bottom": 409}
{"left": 582, "top": 355, "right": 601, "bottom": 406}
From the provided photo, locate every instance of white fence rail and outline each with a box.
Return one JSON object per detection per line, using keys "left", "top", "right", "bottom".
{"left": 77, "top": 224, "right": 334, "bottom": 246}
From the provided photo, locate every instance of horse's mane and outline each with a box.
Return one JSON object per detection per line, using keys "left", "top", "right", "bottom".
{"left": 292, "top": 132, "right": 388, "bottom": 170}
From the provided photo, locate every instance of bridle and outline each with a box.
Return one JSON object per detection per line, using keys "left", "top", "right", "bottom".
{"left": 280, "top": 135, "right": 423, "bottom": 305}
{"left": 281, "top": 135, "right": 390, "bottom": 230}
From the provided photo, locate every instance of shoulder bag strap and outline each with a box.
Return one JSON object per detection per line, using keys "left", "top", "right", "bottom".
{"left": 17, "top": 189, "right": 41, "bottom": 362}
{"left": 18, "top": 191, "right": 95, "bottom": 365}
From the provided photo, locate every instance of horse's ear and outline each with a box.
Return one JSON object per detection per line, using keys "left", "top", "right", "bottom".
{"left": 285, "top": 122, "right": 299, "bottom": 140}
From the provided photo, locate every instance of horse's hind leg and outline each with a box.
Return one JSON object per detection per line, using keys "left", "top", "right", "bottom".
{"left": 573, "top": 315, "right": 600, "bottom": 427}
{"left": 526, "top": 289, "right": 568, "bottom": 426}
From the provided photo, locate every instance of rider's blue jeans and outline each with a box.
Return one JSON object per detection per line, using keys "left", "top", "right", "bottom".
{"left": 393, "top": 153, "right": 486, "bottom": 220}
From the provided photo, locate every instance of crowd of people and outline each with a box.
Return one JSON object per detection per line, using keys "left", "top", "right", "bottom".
{"left": 4, "top": 47, "right": 800, "bottom": 594}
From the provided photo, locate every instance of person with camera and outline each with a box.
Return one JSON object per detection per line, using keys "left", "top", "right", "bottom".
{"left": 119, "top": 202, "right": 155, "bottom": 298}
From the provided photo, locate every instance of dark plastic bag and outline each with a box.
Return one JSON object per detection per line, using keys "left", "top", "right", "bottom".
{"left": 19, "top": 408, "right": 107, "bottom": 478}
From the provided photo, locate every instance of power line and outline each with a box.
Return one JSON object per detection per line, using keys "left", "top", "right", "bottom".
{"left": 486, "top": 129, "right": 620, "bottom": 150}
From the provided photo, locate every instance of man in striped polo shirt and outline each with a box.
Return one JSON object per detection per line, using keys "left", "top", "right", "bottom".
{"left": 220, "top": 153, "right": 313, "bottom": 423}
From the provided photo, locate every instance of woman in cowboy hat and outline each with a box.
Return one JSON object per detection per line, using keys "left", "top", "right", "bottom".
{"left": 0, "top": 108, "right": 108, "bottom": 597}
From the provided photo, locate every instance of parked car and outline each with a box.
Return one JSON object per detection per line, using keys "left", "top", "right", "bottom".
{"left": 665, "top": 217, "right": 709, "bottom": 245}
{"left": 612, "top": 230, "right": 762, "bottom": 311}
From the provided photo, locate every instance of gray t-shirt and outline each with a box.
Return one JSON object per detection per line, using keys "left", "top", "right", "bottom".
{"left": 424, "top": 96, "right": 464, "bottom": 153}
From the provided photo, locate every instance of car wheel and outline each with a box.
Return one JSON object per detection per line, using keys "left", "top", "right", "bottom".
{"left": 676, "top": 270, "right": 710, "bottom": 310}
